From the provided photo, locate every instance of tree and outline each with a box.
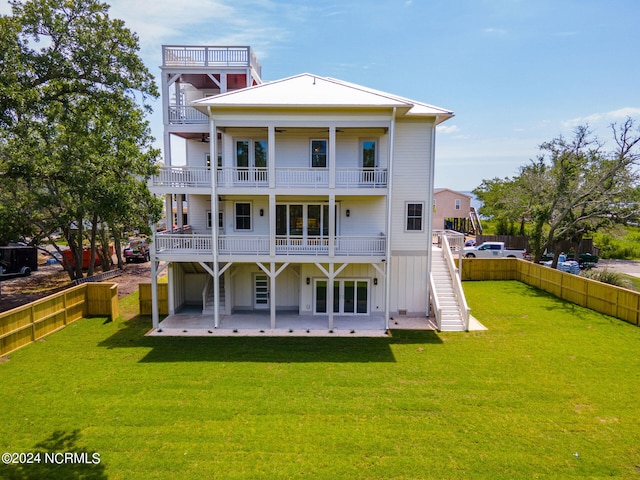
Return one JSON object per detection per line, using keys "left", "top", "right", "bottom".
{"left": 474, "top": 121, "right": 640, "bottom": 265}
{"left": 0, "top": 0, "right": 162, "bottom": 279}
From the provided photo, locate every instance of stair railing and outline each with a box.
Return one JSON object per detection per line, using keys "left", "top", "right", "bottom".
{"left": 442, "top": 234, "right": 471, "bottom": 331}
{"left": 202, "top": 275, "right": 212, "bottom": 312}
{"left": 428, "top": 273, "right": 442, "bottom": 331}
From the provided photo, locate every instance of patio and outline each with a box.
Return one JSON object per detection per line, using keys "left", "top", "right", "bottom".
{"left": 148, "top": 311, "right": 439, "bottom": 337}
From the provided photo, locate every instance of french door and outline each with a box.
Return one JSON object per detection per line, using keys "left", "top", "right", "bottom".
{"left": 314, "top": 279, "right": 369, "bottom": 315}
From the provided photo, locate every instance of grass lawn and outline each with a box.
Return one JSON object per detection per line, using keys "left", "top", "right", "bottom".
{"left": 1, "top": 282, "right": 639, "bottom": 479}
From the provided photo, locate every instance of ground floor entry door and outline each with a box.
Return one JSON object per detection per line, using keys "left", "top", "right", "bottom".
{"left": 315, "top": 279, "right": 369, "bottom": 315}
{"left": 254, "top": 274, "right": 269, "bottom": 309}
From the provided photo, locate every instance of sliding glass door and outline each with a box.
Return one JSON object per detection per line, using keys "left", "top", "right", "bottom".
{"left": 314, "top": 279, "right": 369, "bottom": 315}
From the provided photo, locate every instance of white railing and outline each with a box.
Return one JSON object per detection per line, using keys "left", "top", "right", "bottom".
{"left": 155, "top": 234, "right": 212, "bottom": 254}
{"left": 152, "top": 166, "right": 388, "bottom": 190}
{"left": 442, "top": 234, "right": 470, "bottom": 330}
{"left": 155, "top": 234, "right": 385, "bottom": 257}
{"left": 433, "top": 229, "right": 465, "bottom": 251}
{"left": 275, "top": 168, "right": 329, "bottom": 188}
{"left": 335, "top": 236, "right": 386, "bottom": 256}
{"left": 152, "top": 167, "right": 211, "bottom": 188}
{"left": 335, "top": 168, "right": 387, "bottom": 188}
{"left": 216, "top": 167, "right": 268, "bottom": 187}
{"left": 219, "top": 235, "right": 270, "bottom": 255}
{"left": 429, "top": 273, "right": 442, "bottom": 331}
{"left": 162, "top": 46, "right": 261, "bottom": 73}
{"left": 168, "top": 106, "right": 209, "bottom": 124}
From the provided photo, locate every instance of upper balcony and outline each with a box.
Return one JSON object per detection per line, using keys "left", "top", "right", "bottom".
{"left": 162, "top": 46, "right": 261, "bottom": 76}
{"left": 150, "top": 166, "right": 388, "bottom": 191}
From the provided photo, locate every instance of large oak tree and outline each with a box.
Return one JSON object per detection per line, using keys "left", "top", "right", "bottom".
{"left": 0, "top": 0, "right": 162, "bottom": 279}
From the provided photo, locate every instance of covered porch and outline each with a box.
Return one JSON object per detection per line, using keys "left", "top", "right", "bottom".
{"left": 148, "top": 310, "right": 437, "bottom": 337}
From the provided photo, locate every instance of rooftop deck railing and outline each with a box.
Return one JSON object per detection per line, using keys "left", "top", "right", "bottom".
{"left": 162, "top": 46, "right": 261, "bottom": 75}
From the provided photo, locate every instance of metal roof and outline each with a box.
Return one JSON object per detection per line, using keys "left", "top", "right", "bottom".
{"left": 192, "top": 73, "right": 453, "bottom": 122}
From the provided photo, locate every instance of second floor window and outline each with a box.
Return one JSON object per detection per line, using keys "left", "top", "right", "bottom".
{"left": 235, "top": 202, "right": 252, "bottom": 230}
{"left": 455, "top": 199, "right": 461, "bottom": 210}
{"left": 406, "top": 202, "right": 424, "bottom": 231}
{"left": 311, "top": 140, "right": 327, "bottom": 168}
{"left": 236, "top": 140, "right": 267, "bottom": 168}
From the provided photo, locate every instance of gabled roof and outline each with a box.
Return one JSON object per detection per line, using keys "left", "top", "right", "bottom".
{"left": 193, "top": 73, "right": 453, "bottom": 123}
{"left": 434, "top": 188, "right": 472, "bottom": 198}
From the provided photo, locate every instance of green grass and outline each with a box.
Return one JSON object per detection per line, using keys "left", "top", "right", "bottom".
{"left": 1, "top": 282, "right": 639, "bottom": 479}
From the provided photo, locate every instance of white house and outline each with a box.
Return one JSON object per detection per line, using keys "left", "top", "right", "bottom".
{"left": 149, "top": 45, "right": 466, "bottom": 333}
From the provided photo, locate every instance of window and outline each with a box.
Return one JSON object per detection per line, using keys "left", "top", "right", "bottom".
{"left": 311, "top": 140, "right": 327, "bottom": 168}
{"left": 455, "top": 199, "right": 461, "bottom": 210}
{"left": 205, "top": 153, "right": 222, "bottom": 168}
{"left": 207, "top": 210, "right": 224, "bottom": 229}
{"left": 361, "top": 140, "right": 377, "bottom": 168}
{"left": 235, "top": 202, "right": 252, "bottom": 230}
{"left": 406, "top": 203, "right": 424, "bottom": 231}
{"left": 236, "top": 141, "right": 249, "bottom": 168}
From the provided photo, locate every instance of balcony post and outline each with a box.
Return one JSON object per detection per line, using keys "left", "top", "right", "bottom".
{"left": 268, "top": 126, "right": 275, "bottom": 189}
{"left": 210, "top": 113, "right": 221, "bottom": 328}
{"left": 329, "top": 126, "right": 336, "bottom": 189}
{"left": 269, "top": 193, "right": 276, "bottom": 257}
{"left": 329, "top": 195, "right": 335, "bottom": 257}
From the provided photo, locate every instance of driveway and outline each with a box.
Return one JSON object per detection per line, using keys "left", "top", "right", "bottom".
{"left": 597, "top": 259, "right": 640, "bottom": 278}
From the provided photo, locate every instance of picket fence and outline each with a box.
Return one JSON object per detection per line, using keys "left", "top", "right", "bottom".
{"left": 0, "top": 283, "right": 119, "bottom": 356}
{"left": 461, "top": 258, "right": 640, "bottom": 326}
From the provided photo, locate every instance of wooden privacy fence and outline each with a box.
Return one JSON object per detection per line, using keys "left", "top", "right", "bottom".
{"left": 0, "top": 283, "right": 119, "bottom": 356}
{"left": 139, "top": 283, "right": 169, "bottom": 315}
{"left": 461, "top": 258, "right": 640, "bottom": 327}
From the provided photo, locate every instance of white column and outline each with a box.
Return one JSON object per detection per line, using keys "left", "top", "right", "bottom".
{"left": 165, "top": 195, "right": 172, "bottom": 230}
{"left": 329, "top": 194, "right": 335, "bottom": 257}
{"left": 329, "top": 126, "right": 336, "bottom": 189}
{"left": 167, "top": 263, "right": 175, "bottom": 314}
{"left": 425, "top": 118, "right": 439, "bottom": 317}
{"left": 210, "top": 113, "right": 220, "bottom": 328}
{"left": 176, "top": 195, "right": 184, "bottom": 229}
{"left": 151, "top": 259, "right": 159, "bottom": 329}
{"left": 268, "top": 126, "right": 276, "bottom": 189}
{"left": 327, "top": 263, "right": 335, "bottom": 330}
{"left": 384, "top": 108, "right": 397, "bottom": 331}
{"left": 269, "top": 193, "right": 276, "bottom": 257}
{"left": 270, "top": 262, "right": 276, "bottom": 329}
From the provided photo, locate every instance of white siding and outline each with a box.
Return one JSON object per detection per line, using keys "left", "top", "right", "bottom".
{"left": 186, "top": 139, "right": 209, "bottom": 167}
{"left": 337, "top": 197, "right": 386, "bottom": 236}
{"left": 389, "top": 255, "right": 428, "bottom": 315}
{"left": 390, "top": 119, "right": 434, "bottom": 252}
{"left": 187, "top": 195, "right": 213, "bottom": 233}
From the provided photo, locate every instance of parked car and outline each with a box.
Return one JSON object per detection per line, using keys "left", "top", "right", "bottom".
{"left": 123, "top": 239, "right": 150, "bottom": 263}
{"left": 463, "top": 241, "right": 527, "bottom": 258}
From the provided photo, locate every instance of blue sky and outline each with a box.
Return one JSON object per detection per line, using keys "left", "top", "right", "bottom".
{"left": 3, "top": 0, "right": 640, "bottom": 191}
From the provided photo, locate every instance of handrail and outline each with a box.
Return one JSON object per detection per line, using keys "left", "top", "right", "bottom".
{"left": 442, "top": 235, "right": 470, "bottom": 331}
{"left": 429, "top": 273, "right": 442, "bottom": 331}
{"left": 202, "top": 275, "right": 212, "bottom": 313}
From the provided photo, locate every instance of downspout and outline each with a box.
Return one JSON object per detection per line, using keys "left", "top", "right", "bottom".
{"left": 425, "top": 117, "right": 439, "bottom": 316}
{"left": 210, "top": 110, "right": 220, "bottom": 328}
{"left": 384, "top": 107, "right": 397, "bottom": 331}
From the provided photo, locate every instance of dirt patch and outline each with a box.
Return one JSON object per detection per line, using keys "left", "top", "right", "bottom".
{"left": 0, "top": 257, "right": 161, "bottom": 313}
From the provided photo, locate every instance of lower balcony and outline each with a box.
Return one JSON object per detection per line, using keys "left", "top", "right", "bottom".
{"left": 154, "top": 234, "right": 386, "bottom": 257}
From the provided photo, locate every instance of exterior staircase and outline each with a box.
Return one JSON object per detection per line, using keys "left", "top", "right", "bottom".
{"left": 430, "top": 245, "right": 468, "bottom": 332}
{"left": 203, "top": 275, "right": 225, "bottom": 314}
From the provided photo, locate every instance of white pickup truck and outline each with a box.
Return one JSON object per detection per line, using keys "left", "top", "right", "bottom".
{"left": 463, "top": 241, "right": 527, "bottom": 258}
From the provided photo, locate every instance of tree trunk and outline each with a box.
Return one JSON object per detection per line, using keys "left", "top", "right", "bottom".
{"left": 113, "top": 229, "right": 124, "bottom": 269}
{"left": 88, "top": 213, "right": 98, "bottom": 277}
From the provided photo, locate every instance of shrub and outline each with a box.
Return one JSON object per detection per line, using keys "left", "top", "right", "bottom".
{"left": 580, "top": 269, "right": 637, "bottom": 290}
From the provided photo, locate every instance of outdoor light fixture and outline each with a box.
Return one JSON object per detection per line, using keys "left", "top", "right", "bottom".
{"left": 346, "top": 209, "right": 350, "bottom": 217}
{"left": 374, "top": 278, "right": 378, "bottom": 285}
{"left": 260, "top": 209, "right": 264, "bottom": 216}
{"left": 306, "top": 277, "right": 310, "bottom": 285}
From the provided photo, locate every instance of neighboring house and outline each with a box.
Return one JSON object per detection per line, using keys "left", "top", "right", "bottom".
{"left": 149, "top": 45, "right": 455, "bottom": 332}
{"left": 432, "top": 188, "right": 474, "bottom": 233}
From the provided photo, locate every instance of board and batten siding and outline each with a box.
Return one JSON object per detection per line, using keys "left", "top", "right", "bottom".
{"left": 388, "top": 255, "right": 428, "bottom": 315}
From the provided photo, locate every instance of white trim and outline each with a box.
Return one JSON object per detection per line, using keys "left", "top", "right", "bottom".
{"left": 234, "top": 201, "right": 253, "bottom": 232}
{"left": 310, "top": 138, "right": 328, "bottom": 168}
{"left": 405, "top": 201, "right": 425, "bottom": 232}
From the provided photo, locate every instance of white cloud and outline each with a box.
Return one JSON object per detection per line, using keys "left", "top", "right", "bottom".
{"left": 437, "top": 125, "right": 460, "bottom": 135}
{"left": 562, "top": 107, "right": 640, "bottom": 129}
{"left": 483, "top": 27, "right": 507, "bottom": 35}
